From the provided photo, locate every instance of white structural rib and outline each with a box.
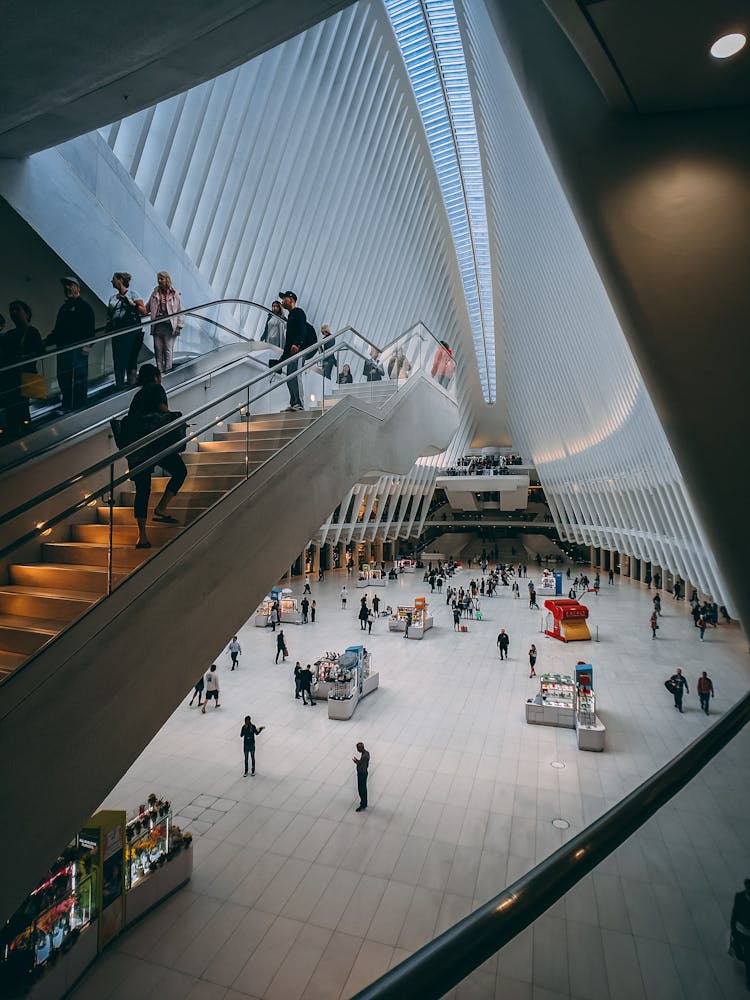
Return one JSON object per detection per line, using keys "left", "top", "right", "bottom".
{"left": 460, "top": 0, "right": 729, "bottom": 604}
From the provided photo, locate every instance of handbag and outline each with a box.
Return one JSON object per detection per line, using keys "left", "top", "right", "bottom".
{"left": 20, "top": 371, "right": 46, "bottom": 399}
{"left": 664, "top": 679, "right": 676, "bottom": 694}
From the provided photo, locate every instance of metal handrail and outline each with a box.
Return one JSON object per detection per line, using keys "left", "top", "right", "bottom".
{"left": 0, "top": 319, "right": 448, "bottom": 555}
{"left": 353, "top": 688, "right": 750, "bottom": 999}
{"left": 0, "top": 298, "right": 265, "bottom": 374}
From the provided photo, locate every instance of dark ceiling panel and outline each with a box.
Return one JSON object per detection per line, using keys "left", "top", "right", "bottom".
{"left": 584, "top": 0, "right": 750, "bottom": 112}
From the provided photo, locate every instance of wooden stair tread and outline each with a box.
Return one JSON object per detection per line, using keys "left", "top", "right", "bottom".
{"left": 0, "top": 613, "right": 62, "bottom": 634}
{"left": 0, "top": 585, "right": 100, "bottom": 602}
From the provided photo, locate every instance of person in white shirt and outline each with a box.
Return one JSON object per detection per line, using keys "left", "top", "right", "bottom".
{"left": 228, "top": 637, "right": 241, "bottom": 670}
{"left": 303, "top": 575, "right": 312, "bottom": 594}
{"left": 341, "top": 586, "right": 348, "bottom": 608}
{"left": 202, "top": 664, "right": 220, "bottom": 713}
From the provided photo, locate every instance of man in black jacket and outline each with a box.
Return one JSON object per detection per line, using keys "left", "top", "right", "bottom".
{"left": 731, "top": 879, "right": 750, "bottom": 989}
{"left": 278, "top": 290, "right": 306, "bottom": 411}
{"left": 47, "top": 276, "right": 95, "bottom": 411}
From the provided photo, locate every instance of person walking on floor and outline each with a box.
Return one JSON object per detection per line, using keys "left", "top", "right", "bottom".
{"left": 403, "top": 610, "right": 412, "bottom": 639}
{"left": 497, "top": 629, "right": 509, "bottom": 660}
{"left": 300, "top": 664, "right": 316, "bottom": 705}
{"left": 650, "top": 612, "right": 659, "bottom": 639}
{"left": 201, "top": 664, "right": 220, "bottom": 713}
{"left": 353, "top": 742, "right": 370, "bottom": 811}
{"left": 697, "top": 615, "right": 707, "bottom": 641}
{"left": 529, "top": 587, "right": 538, "bottom": 610}
{"left": 303, "top": 575, "right": 312, "bottom": 594}
{"left": 367, "top": 610, "right": 374, "bottom": 635}
{"left": 668, "top": 668, "right": 689, "bottom": 712}
{"left": 341, "top": 586, "right": 348, "bottom": 608}
{"left": 528, "top": 644, "right": 537, "bottom": 678}
{"left": 275, "top": 629, "right": 288, "bottom": 663}
{"left": 241, "top": 716, "right": 265, "bottom": 776}
{"left": 372, "top": 594, "right": 380, "bottom": 616}
{"left": 653, "top": 593, "right": 661, "bottom": 617}
{"left": 697, "top": 671, "right": 714, "bottom": 715}
{"left": 608, "top": 569, "right": 614, "bottom": 584}
{"left": 294, "top": 661, "right": 303, "bottom": 699}
{"left": 188, "top": 674, "right": 204, "bottom": 707}
{"left": 228, "top": 636, "right": 241, "bottom": 670}
{"left": 453, "top": 605, "right": 461, "bottom": 631}
{"left": 730, "top": 879, "right": 750, "bottom": 991}
{"left": 301, "top": 596, "right": 309, "bottom": 624}
{"left": 311, "top": 599, "right": 317, "bottom": 624}
{"left": 359, "top": 598, "right": 369, "bottom": 630}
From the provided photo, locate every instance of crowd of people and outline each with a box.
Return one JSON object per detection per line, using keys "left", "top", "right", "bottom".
{"left": 443, "top": 453, "right": 524, "bottom": 476}
{"left": 0, "top": 272, "right": 185, "bottom": 443}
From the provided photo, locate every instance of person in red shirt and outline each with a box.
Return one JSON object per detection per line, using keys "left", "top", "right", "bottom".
{"left": 697, "top": 671, "right": 714, "bottom": 715}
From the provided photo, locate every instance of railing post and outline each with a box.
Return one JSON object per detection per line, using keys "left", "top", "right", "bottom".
{"left": 245, "top": 386, "right": 250, "bottom": 480}
{"left": 107, "top": 463, "right": 115, "bottom": 595}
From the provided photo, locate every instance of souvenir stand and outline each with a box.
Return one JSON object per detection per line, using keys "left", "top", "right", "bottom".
{"left": 525, "top": 673, "right": 576, "bottom": 728}
{"left": 543, "top": 598, "right": 591, "bottom": 642}
{"left": 574, "top": 663, "right": 605, "bottom": 751}
{"left": 254, "top": 587, "right": 303, "bottom": 626}
{"left": 395, "top": 558, "right": 416, "bottom": 573}
{"left": 356, "top": 564, "right": 388, "bottom": 588}
{"left": 388, "top": 597, "right": 433, "bottom": 638}
{"left": 312, "top": 646, "right": 379, "bottom": 720}
{"left": 536, "top": 569, "right": 562, "bottom": 596}
{"left": 0, "top": 797, "right": 192, "bottom": 1000}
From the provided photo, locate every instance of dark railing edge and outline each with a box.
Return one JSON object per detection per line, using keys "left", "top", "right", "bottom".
{"left": 352, "top": 688, "right": 750, "bottom": 1000}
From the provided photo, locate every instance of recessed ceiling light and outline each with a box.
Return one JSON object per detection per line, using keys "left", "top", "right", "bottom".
{"left": 710, "top": 32, "right": 747, "bottom": 59}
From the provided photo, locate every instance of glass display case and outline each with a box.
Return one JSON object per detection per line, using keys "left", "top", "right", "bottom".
{"left": 577, "top": 689, "right": 596, "bottom": 727}
{"left": 0, "top": 841, "right": 97, "bottom": 993}
{"left": 125, "top": 795, "right": 172, "bottom": 890}
{"left": 388, "top": 600, "right": 433, "bottom": 638}
{"left": 539, "top": 673, "right": 575, "bottom": 708}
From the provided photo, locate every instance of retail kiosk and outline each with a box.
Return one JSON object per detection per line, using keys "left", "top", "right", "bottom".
{"left": 543, "top": 598, "right": 591, "bottom": 642}
{"left": 312, "top": 646, "right": 379, "bottom": 720}
{"left": 525, "top": 673, "right": 576, "bottom": 728}
{"left": 254, "top": 587, "right": 304, "bottom": 626}
{"left": 395, "top": 558, "right": 416, "bottom": 573}
{"left": 0, "top": 796, "right": 192, "bottom": 999}
{"left": 356, "top": 564, "right": 388, "bottom": 589}
{"left": 536, "top": 569, "right": 563, "bottom": 596}
{"left": 574, "top": 663, "right": 605, "bottom": 751}
{"left": 389, "top": 597, "right": 433, "bottom": 638}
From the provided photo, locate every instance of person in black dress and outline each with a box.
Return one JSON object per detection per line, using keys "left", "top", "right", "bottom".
{"left": 127, "top": 363, "right": 186, "bottom": 548}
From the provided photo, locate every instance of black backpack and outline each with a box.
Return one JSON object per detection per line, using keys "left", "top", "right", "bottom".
{"left": 303, "top": 322, "right": 317, "bottom": 350}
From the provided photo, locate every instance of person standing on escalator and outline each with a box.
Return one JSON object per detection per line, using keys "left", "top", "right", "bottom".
{"left": 107, "top": 272, "right": 146, "bottom": 388}
{"left": 278, "top": 291, "right": 306, "bottom": 411}
{"left": 47, "top": 276, "right": 95, "bottom": 411}
{"left": 126, "top": 363, "right": 187, "bottom": 549}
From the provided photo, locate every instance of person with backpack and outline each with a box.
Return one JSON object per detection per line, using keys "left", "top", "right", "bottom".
{"left": 124, "top": 363, "right": 187, "bottom": 549}
{"left": 201, "top": 664, "right": 220, "bottom": 713}
{"left": 278, "top": 290, "right": 312, "bottom": 411}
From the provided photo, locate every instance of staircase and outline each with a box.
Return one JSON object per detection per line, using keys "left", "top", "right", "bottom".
{"left": 0, "top": 411, "right": 318, "bottom": 681}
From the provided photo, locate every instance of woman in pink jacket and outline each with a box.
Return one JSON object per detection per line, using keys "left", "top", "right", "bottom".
{"left": 431, "top": 341, "right": 456, "bottom": 388}
{"left": 146, "top": 271, "right": 184, "bottom": 373}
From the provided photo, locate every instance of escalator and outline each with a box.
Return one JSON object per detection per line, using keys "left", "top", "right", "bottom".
{"left": 0, "top": 322, "right": 458, "bottom": 923}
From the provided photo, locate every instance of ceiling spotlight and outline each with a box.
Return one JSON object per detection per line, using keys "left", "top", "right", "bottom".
{"left": 710, "top": 32, "right": 746, "bottom": 59}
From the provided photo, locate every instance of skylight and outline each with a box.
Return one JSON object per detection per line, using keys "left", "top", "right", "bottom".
{"left": 384, "top": 0, "right": 496, "bottom": 403}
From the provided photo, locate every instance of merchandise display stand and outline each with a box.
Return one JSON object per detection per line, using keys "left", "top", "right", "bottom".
{"left": 356, "top": 565, "right": 388, "bottom": 589}
{"left": 1, "top": 797, "right": 192, "bottom": 999}
{"left": 525, "top": 673, "right": 576, "bottom": 728}
{"left": 395, "top": 558, "right": 416, "bottom": 573}
{"left": 254, "top": 592, "right": 303, "bottom": 626}
{"left": 388, "top": 597, "right": 433, "bottom": 638}
{"left": 575, "top": 688, "right": 605, "bottom": 751}
{"left": 312, "top": 646, "right": 379, "bottom": 720}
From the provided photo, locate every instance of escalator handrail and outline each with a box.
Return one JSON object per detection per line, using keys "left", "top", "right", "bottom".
{"left": 0, "top": 341, "right": 345, "bottom": 564}
{"left": 352, "top": 688, "right": 750, "bottom": 1000}
{"left": 0, "top": 347, "right": 263, "bottom": 479}
{"left": 0, "top": 299, "right": 447, "bottom": 374}
{"left": 0, "top": 319, "right": 448, "bottom": 546}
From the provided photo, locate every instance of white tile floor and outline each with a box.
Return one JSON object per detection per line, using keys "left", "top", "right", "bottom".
{"left": 72, "top": 566, "right": 750, "bottom": 1000}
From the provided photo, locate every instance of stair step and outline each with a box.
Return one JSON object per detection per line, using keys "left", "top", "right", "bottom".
{"left": 9, "top": 563, "right": 124, "bottom": 595}
{"left": 199, "top": 441, "right": 280, "bottom": 454}
{"left": 0, "top": 614, "right": 61, "bottom": 654}
{"left": 75, "top": 524, "right": 180, "bottom": 545}
{"left": 226, "top": 423, "right": 302, "bottom": 436}
{"left": 148, "top": 475, "right": 245, "bottom": 492}
{"left": 41, "top": 542, "right": 153, "bottom": 569}
{"left": 97, "top": 506, "right": 204, "bottom": 525}
{"left": 0, "top": 650, "right": 27, "bottom": 678}
{"left": 247, "top": 412, "right": 320, "bottom": 428}
{"left": 211, "top": 431, "right": 295, "bottom": 444}
{"left": 119, "top": 489, "right": 221, "bottom": 507}
{"left": 183, "top": 454, "right": 255, "bottom": 470}
{"left": 0, "top": 586, "right": 97, "bottom": 622}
